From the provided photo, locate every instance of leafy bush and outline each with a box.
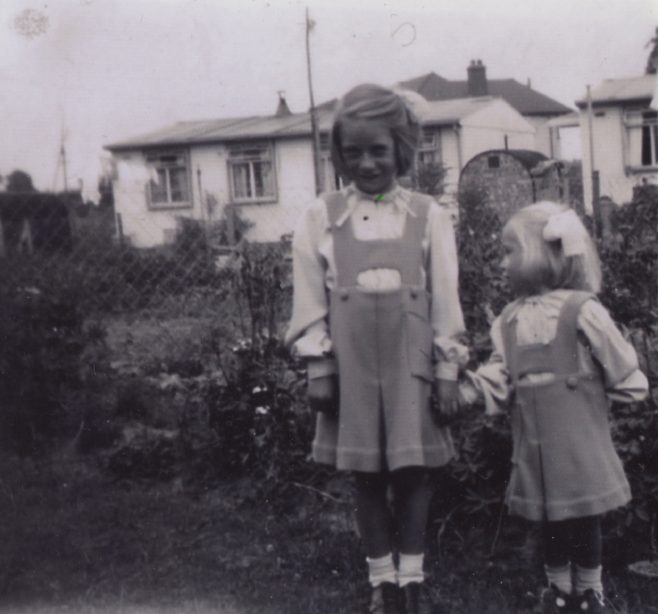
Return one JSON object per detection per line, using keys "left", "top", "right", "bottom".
{"left": 174, "top": 241, "right": 313, "bottom": 487}
{"left": 0, "top": 266, "right": 108, "bottom": 455}
{"left": 599, "top": 184, "right": 658, "bottom": 328}
{"left": 448, "top": 185, "right": 658, "bottom": 560}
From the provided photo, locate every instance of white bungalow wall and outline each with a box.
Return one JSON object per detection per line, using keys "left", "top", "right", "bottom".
{"left": 112, "top": 137, "right": 318, "bottom": 247}
{"left": 579, "top": 105, "right": 658, "bottom": 211}
{"left": 113, "top": 151, "right": 204, "bottom": 248}
{"left": 459, "top": 100, "right": 536, "bottom": 166}
{"left": 228, "top": 137, "right": 316, "bottom": 243}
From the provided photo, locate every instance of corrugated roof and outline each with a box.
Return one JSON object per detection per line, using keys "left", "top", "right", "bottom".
{"left": 398, "top": 71, "right": 572, "bottom": 116}
{"left": 106, "top": 113, "right": 325, "bottom": 150}
{"left": 574, "top": 75, "right": 657, "bottom": 108}
{"left": 105, "top": 97, "right": 504, "bottom": 151}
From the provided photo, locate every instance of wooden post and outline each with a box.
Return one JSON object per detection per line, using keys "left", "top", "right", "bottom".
{"left": 591, "top": 170, "right": 601, "bottom": 240}
{"left": 305, "top": 8, "right": 323, "bottom": 195}
{"left": 586, "top": 85, "right": 601, "bottom": 239}
{"left": 226, "top": 204, "right": 236, "bottom": 246}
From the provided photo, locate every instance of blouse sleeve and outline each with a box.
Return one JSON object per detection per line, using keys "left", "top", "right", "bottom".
{"left": 284, "top": 199, "right": 337, "bottom": 378}
{"left": 460, "top": 316, "right": 512, "bottom": 415}
{"left": 578, "top": 300, "right": 649, "bottom": 403}
{"left": 427, "top": 203, "right": 469, "bottom": 380}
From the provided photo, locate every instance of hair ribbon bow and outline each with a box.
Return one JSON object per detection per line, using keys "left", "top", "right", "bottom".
{"left": 542, "top": 208, "right": 587, "bottom": 256}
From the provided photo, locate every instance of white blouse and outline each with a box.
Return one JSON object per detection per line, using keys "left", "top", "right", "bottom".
{"left": 462, "top": 289, "right": 649, "bottom": 414}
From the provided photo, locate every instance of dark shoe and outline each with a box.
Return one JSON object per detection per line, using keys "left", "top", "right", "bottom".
{"left": 401, "top": 581, "right": 438, "bottom": 614}
{"left": 369, "top": 582, "right": 402, "bottom": 614}
{"left": 537, "top": 584, "right": 572, "bottom": 614}
{"left": 572, "top": 589, "right": 611, "bottom": 613}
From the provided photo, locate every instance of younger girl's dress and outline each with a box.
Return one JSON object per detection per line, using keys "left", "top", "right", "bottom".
{"left": 465, "top": 289, "right": 648, "bottom": 521}
{"left": 286, "top": 185, "right": 467, "bottom": 473}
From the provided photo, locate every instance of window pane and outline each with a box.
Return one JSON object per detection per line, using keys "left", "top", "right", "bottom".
{"left": 150, "top": 169, "right": 168, "bottom": 203}
{"left": 642, "top": 125, "right": 652, "bottom": 166}
{"left": 169, "top": 167, "right": 189, "bottom": 201}
{"left": 421, "top": 128, "right": 435, "bottom": 147}
{"left": 419, "top": 151, "right": 437, "bottom": 165}
{"left": 232, "top": 163, "right": 252, "bottom": 199}
{"left": 253, "top": 161, "right": 273, "bottom": 197}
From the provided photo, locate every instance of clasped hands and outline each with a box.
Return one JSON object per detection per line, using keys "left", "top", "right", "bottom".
{"left": 307, "top": 374, "right": 461, "bottom": 427}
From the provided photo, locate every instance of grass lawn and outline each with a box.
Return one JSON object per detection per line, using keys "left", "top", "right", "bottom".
{"left": 0, "top": 453, "right": 655, "bottom": 614}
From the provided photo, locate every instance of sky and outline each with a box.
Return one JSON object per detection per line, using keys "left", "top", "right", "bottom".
{"left": 1, "top": 0, "right": 657, "bottom": 199}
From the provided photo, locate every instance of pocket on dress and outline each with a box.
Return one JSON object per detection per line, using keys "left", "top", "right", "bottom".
{"left": 404, "top": 291, "right": 434, "bottom": 382}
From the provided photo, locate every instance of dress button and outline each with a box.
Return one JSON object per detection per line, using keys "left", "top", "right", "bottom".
{"left": 410, "top": 289, "right": 418, "bottom": 299}
{"left": 340, "top": 288, "right": 349, "bottom": 301}
{"left": 566, "top": 376, "right": 578, "bottom": 390}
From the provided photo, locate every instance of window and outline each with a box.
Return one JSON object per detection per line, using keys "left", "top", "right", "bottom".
{"left": 228, "top": 142, "right": 277, "bottom": 203}
{"left": 417, "top": 127, "right": 441, "bottom": 165}
{"left": 624, "top": 109, "right": 658, "bottom": 169}
{"left": 145, "top": 150, "right": 191, "bottom": 209}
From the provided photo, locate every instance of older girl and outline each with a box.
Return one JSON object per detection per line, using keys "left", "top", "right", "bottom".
{"left": 286, "top": 83, "right": 467, "bottom": 614}
{"left": 462, "top": 202, "right": 648, "bottom": 614}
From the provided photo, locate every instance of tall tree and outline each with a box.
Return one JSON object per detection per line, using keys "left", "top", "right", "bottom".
{"left": 6, "top": 170, "right": 36, "bottom": 192}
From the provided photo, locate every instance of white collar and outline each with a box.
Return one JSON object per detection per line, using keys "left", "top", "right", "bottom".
{"left": 334, "top": 183, "right": 416, "bottom": 227}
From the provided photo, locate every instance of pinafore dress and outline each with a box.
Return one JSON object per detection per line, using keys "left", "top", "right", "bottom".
{"left": 501, "top": 291, "right": 631, "bottom": 522}
{"left": 311, "top": 191, "right": 455, "bottom": 473}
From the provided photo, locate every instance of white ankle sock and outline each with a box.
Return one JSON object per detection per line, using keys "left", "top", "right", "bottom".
{"left": 545, "top": 563, "right": 572, "bottom": 594}
{"left": 574, "top": 564, "right": 603, "bottom": 595}
{"left": 367, "top": 553, "right": 397, "bottom": 587}
{"left": 398, "top": 553, "right": 425, "bottom": 587}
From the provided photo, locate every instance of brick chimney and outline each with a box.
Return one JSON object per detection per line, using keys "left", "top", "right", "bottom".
{"left": 467, "top": 60, "right": 488, "bottom": 96}
{"left": 275, "top": 91, "right": 292, "bottom": 117}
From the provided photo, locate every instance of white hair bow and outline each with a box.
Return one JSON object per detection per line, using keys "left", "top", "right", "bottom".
{"left": 542, "top": 208, "right": 587, "bottom": 256}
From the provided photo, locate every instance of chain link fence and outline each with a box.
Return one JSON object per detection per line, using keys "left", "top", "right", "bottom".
{"left": 0, "top": 191, "right": 295, "bottom": 373}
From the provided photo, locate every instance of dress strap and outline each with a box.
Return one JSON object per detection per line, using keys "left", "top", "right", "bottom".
{"left": 551, "top": 291, "right": 597, "bottom": 376}
{"left": 499, "top": 301, "right": 520, "bottom": 381}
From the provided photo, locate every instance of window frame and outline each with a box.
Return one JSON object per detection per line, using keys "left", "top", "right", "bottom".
{"left": 227, "top": 141, "right": 278, "bottom": 205}
{"left": 624, "top": 108, "right": 658, "bottom": 172}
{"left": 417, "top": 126, "right": 441, "bottom": 166}
{"left": 144, "top": 149, "right": 192, "bottom": 210}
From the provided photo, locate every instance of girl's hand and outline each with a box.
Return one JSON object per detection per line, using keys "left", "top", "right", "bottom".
{"left": 431, "top": 378, "right": 460, "bottom": 426}
{"left": 308, "top": 375, "right": 339, "bottom": 418}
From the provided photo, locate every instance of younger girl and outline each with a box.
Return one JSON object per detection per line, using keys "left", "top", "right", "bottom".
{"left": 461, "top": 202, "right": 648, "bottom": 614}
{"left": 286, "top": 84, "right": 467, "bottom": 614}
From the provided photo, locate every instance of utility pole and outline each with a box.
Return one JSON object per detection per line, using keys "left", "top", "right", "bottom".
{"left": 60, "top": 142, "right": 68, "bottom": 192}
{"left": 305, "top": 7, "right": 323, "bottom": 195}
{"left": 53, "top": 129, "right": 69, "bottom": 192}
{"left": 586, "top": 85, "right": 600, "bottom": 239}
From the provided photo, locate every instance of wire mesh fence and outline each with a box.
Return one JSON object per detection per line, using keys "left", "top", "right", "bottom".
{"left": 0, "top": 192, "right": 295, "bottom": 371}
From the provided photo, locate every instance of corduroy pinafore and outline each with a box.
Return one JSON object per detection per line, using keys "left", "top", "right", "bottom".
{"left": 311, "top": 191, "right": 455, "bottom": 472}
{"left": 501, "top": 291, "right": 631, "bottom": 522}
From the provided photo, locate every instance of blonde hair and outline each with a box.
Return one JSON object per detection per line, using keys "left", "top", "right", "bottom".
{"left": 502, "top": 201, "right": 601, "bottom": 296}
{"left": 330, "top": 83, "right": 420, "bottom": 179}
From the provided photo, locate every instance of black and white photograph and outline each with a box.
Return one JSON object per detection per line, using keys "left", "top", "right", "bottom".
{"left": 1, "top": 1, "right": 657, "bottom": 612}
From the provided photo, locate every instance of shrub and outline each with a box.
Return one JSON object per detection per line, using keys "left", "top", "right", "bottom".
{"left": 447, "top": 185, "right": 658, "bottom": 560}
{"left": 0, "top": 265, "right": 108, "bottom": 455}
{"left": 173, "top": 240, "right": 313, "bottom": 488}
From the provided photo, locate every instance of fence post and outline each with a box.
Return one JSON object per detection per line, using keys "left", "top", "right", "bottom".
{"left": 591, "top": 170, "right": 601, "bottom": 240}
{"left": 226, "top": 203, "right": 236, "bottom": 246}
